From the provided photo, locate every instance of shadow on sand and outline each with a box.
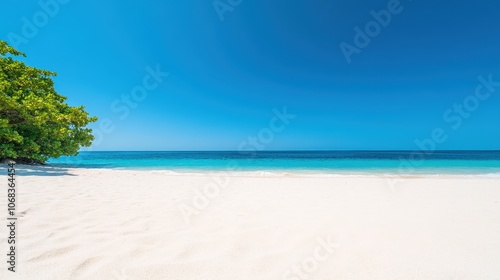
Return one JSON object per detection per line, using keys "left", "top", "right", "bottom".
{"left": 8, "top": 165, "right": 77, "bottom": 176}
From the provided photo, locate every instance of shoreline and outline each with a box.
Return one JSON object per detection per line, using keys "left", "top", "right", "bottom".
{"left": 10, "top": 164, "right": 500, "bottom": 178}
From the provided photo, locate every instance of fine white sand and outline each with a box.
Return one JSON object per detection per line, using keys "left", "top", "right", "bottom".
{"left": 1, "top": 167, "right": 500, "bottom": 280}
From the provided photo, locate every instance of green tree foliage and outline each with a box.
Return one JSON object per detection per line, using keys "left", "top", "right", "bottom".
{"left": 0, "top": 40, "right": 97, "bottom": 164}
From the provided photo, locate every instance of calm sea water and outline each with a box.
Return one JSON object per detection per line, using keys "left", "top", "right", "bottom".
{"left": 47, "top": 151, "right": 500, "bottom": 175}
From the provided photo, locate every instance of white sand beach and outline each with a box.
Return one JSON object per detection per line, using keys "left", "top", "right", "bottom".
{"left": 1, "top": 167, "right": 500, "bottom": 280}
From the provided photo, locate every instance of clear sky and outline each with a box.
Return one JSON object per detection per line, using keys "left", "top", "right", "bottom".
{"left": 2, "top": 0, "right": 500, "bottom": 151}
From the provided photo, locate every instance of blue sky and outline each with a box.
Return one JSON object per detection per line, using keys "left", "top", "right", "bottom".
{"left": 2, "top": 0, "right": 500, "bottom": 151}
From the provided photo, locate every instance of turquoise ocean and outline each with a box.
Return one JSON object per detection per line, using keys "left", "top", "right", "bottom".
{"left": 47, "top": 151, "right": 500, "bottom": 175}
